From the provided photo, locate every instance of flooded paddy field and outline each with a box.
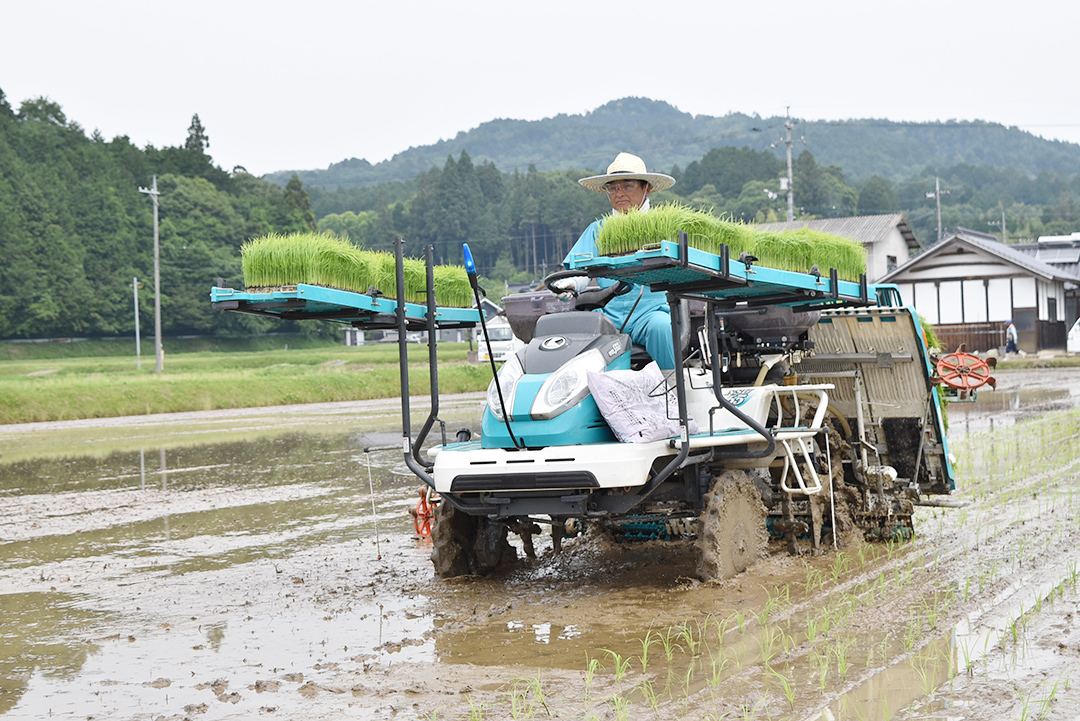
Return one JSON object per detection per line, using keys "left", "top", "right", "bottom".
{"left": 2, "top": 369, "right": 1080, "bottom": 720}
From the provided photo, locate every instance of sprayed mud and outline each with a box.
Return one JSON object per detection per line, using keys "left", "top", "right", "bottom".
{"left": 1, "top": 370, "right": 1080, "bottom": 720}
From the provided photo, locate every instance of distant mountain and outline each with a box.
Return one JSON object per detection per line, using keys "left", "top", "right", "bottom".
{"left": 266, "top": 97, "right": 1080, "bottom": 190}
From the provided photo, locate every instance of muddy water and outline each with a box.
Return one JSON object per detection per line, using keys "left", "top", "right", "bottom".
{"left": 0, "top": 396, "right": 486, "bottom": 720}
{"left": 1, "top": 370, "right": 1080, "bottom": 720}
{"left": 946, "top": 366, "right": 1080, "bottom": 437}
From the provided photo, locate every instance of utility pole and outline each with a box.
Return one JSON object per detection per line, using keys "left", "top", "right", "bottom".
{"left": 138, "top": 176, "right": 163, "bottom": 373}
{"left": 926, "top": 177, "right": 948, "bottom": 242}
{"left": 784, "top": 108, "right": 795, "bottom": 222}
{"left": 133, "top": 277, "right": 141, "bottom": 369}
{"left": 988, "top": 207, "right": 1008, "bottom": 243}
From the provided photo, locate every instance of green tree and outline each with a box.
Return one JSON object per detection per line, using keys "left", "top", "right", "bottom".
{"left": 677, "top": 146, "right": 783, "bottom": 198}
{"left": 185, "top": 113, "right": 209, "bottom": 153}
{"left": 794, "top": 151, "right": 857, "bottom": 218}
{"left": 857, "top": 175, "right": 899, "bottom": 214}
{"left": 283, "top": 173, "right": 317, "bottom": 232}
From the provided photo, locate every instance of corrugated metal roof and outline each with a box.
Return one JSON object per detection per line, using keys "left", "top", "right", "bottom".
{"left": 754, "top": 214, "right": 920, "bottom": 249}
{"left": 1036, "top": 247, "right": 1080, "bottom": 264}
{"left": 1012, "top": 239, "right": 1080, "bottom": 280}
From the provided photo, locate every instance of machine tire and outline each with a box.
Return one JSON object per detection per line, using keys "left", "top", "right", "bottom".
{"left": 430, "top": 502, "right": 514, "bottom": 578}
{"left": 472, "top": 517, "right": 513, "bottom": 574}
{"left": 430, "top": 501, "right": 479, "bottom": 578}
{"left": 697, "top": 470, "right": 769, "bottom": 581}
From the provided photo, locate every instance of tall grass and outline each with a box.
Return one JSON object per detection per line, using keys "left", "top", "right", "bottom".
{"left": 595, "top": 202, "right": 867, "bottom": 280}
{"left": 240, "top": 232, "right": 473, "bottom": 307}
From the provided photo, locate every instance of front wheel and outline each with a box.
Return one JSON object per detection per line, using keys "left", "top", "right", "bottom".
{"left": 697, "top": 470, "right": 768, "bottom": 581}
{"left": 430, "top": 502, "right": 514, "bottom": 578}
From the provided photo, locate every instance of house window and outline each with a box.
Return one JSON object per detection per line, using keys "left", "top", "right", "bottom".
{"left": 886, "top": 255, "right": 897, "bottom": 273}
{"left": 1048, "top": 297, "right": 1058, "bottom": 322}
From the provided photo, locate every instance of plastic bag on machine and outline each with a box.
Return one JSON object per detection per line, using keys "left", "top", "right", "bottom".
{"left": 587, "top": 361, "right": 698, "bottom": 443}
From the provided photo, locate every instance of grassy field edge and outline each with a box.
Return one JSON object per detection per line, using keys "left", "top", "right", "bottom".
{"left": 0, "top": 337, "right": 491, "bottom": 424}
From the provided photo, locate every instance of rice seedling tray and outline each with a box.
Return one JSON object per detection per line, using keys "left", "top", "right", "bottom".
{"left": 566, "top": 239, "right": 875, "bottom": 310}
{"left": 209, "top": 284, "right": 480, "bottom": 329}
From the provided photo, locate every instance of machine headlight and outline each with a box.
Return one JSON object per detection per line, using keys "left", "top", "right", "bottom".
{"left": 486, "top": 355, "right": 523, "bottom": 421}
{"left": 530, "top": 348, "right": 607, "bottom": 420}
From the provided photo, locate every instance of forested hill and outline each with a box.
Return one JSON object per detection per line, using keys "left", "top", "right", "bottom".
{"left": 0, "top": 92, "right": 320, "bottom": 340}
{"left": 266, "top": 97, "right": 1080, "bottom": 189}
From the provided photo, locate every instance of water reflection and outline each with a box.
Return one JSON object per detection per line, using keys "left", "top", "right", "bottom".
{"left": 947, "top": 378, "right": 1079, "bottom": 439}
{"left": 0, "top": 400, "right": 482, "bottom": 719}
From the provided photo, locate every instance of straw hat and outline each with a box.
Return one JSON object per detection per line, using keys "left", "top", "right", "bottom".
{"left": 578, "top": 152, "right": 676, "bottom": 193}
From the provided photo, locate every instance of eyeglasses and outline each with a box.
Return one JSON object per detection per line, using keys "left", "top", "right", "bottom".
{"left": 604, "top": 180, "right": 641, "bottom": 195}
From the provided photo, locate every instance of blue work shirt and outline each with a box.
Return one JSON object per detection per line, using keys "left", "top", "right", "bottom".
{"left": 563, "top": 218, "right": 675, "bottom": 368}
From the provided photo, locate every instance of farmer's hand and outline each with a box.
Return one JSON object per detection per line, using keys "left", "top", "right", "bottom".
{"left": 550, "top": 277, "right": 586, "bottom": 301}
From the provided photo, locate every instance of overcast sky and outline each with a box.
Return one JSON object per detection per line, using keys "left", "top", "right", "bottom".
{"left": 3, "top": 0, "right": 1076, "bottom": 177}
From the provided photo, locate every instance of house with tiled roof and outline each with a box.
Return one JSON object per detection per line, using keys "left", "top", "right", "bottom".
{"left": 754, "top": 213, "right": 920, "bottom": 282}
{"left": 878, "top": 228, "right": 1080, "bottom": 353}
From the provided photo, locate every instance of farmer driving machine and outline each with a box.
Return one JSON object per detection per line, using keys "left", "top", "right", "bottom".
{"left": 213, "top": 224, "right": 988, "bottom": 581}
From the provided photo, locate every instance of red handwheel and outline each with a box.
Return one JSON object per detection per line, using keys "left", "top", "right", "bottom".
{"left": 936, "top": 351, "right": 992, "bottom": 390}
{"left": 413, "top": 488, "right": 434, "bottom": 538}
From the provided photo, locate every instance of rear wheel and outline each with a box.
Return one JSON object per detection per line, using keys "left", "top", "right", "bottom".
{"left": 697, "top": 470, "right": 768, "bottom": 581}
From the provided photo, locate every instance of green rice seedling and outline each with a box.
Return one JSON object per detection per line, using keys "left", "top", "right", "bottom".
{"left": 594, "top": 202, "right": 867, "bottom": 279}
{"left": 739, "top": 697, "right": 766, "bottom": 721}
{"left": 1017, "top": 689, "right": 1035, "bottom": 721}
{"left": 883, "top": 539, "right": 898, "bottom": 560}
{"left": 584, "top": 654, "right": 602, "bottom": 699}
{"left": 676, "top": 622, "right": 701, "bottom": 657}
{"left": 802, "top": 566, "right": 826, "bottom": 598}
{"left": 658, "top": 627, "right": 682, "bottom": 662}
{"left": 711, "top": 614, "right": 732, "bottom": 650}
{"left": 635, "top": 680, "right": 660, "bottom": 716}
{"left": 466, "top": 694, "right": 484, "bottom": 721}
{"left": 607, "top": 694, "right": 632, "bottom": 721}
{"left": 603, "top": 649, "right": 633, "bottom": 681}
{"left": 1039, "top": 676, "right": 1063, "bottom": 718}
{"left": 779, "top": 626, "right": 794, "bottom": 656}
{"left": 637, "top": 630, "right": 657, "bottom": 674}
{"left": 876, "top": 633, "right": 891, "bottom": 666}
{"left": 707, "top": 652, "right": 730, "bottom": 689}
{"left": 958, "top": 637, "right": 974, "bottom": 677}
{"left": 524, "top": 676, "right": 551, "bottom": 718}
{"left": 758, "top": 625, "right": 781, "bottom": 665}
{"left": 812, "top": 649, "right": 829, "bottom": 692}
{"left": 902, "top": 614, "right": 920, "bottom": 652}
{"left": 239, "top": 232, "right": 474, "bottom": 306}
{"left": 507, "top": 679, "right": 531, "bottom": 719}
{"left": 766, "top": 665, "right": 797, "bottom": 711}
{"left": 370, "top": 250, "right": 430, "bottom": 304}
{"left": 830, "top": 552, "right": 851, "bottom": 583}
{"left": 806, "top": 613, "right": 821, "bottom": 644}
{"left": 818, "top": 606, "right": 833, "bottom": 638}
{"left": 856, "top": 543, "right": 872, "bottom": 569}
{"left": 432, "top": 264, "right": 473, "bottom": 308}
{"left": 834, "top": 637, "right": 854, "bottom": 679}
{"left": 682, "top": 656, "right": 698, "bottom": 694}
{"left": 757, "top": 584, "right": 788, "bottom": 625}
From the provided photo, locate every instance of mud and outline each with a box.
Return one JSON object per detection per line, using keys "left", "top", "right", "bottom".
{"left": 1, "top": 369, "right": 1080, "bottom": 720}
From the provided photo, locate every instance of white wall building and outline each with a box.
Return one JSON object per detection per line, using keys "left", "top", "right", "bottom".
{"left": 879, "top": 228, "right": 1080, "bottom": 352}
